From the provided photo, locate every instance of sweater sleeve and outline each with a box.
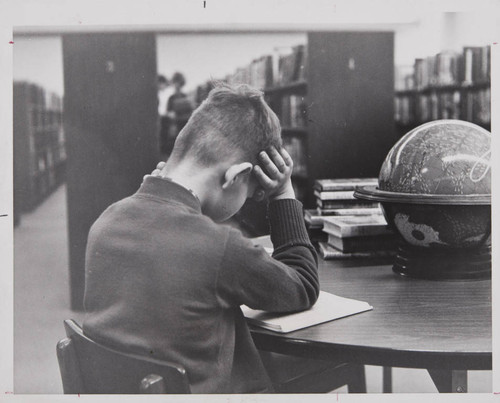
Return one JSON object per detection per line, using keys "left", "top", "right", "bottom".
{"left": 215, "top": 198, "right": 319, "bottom": 312}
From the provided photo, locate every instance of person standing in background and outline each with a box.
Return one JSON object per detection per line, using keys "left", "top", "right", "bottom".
{"left": 165, "top": 72, "right": 193, "bottom": 155}
{"left": 158, "top": 74, "right": 174, "bottom": 158}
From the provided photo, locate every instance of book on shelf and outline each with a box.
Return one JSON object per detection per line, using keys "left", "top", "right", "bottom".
{"left": 273, "top": 44, "right": 308, "bottom": 87}
{"left": 280, "top": 94, "right": 308, "bottom": 128}
{"left": 463, "top": 46, "right": 490, "bottom": 84}
{"left": 396, "top": 45, "right": 490, "bottom": 93}
{"left": 321, "top": 215, "right": 393, "bottom": 238}
{"left": 241, "top": 291, "right": 373, "bottom": 333}
{"left": 317, "top": 199, "right": 379, "bottom": 210}
{"left": 314, "top": 190, "right": 356, "bottom": 201}
{"left": 327, "top": 233, "right": 399, "bottom": 253}
{"left": 314, "top": 178, "right": 378, "bottom": 192}
{"left": 318, "top": 242, "right": 397, "bottom": 260}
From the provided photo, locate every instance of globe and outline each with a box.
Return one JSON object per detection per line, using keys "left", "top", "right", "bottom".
{"left": 354, "top": 120, "right": 491, "bottom": 280}
{"left": 379, "top": 120, "right": 491, "bottom": 197}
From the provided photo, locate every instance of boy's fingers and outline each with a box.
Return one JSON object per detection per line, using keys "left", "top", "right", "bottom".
{"left": 156, "top": 161, "right": 166, "bottom": 170}
{"left": 253, "top": 165, "right": 275, "bottom": 189}
{"left": 277, "top": 147, "right": 293, "bottom": 170}
{"left": 268, "top": 147, "right": 287, "bottom": 172}
{"left": 259, "top": 152, "right": 280, "bottom": 177}
{"left": 151, "top": 169, "right": 161, "bottom": 177}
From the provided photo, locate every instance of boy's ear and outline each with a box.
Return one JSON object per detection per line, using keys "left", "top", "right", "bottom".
{"left": 222, "top": 162, "right": 253, "bottom": 190}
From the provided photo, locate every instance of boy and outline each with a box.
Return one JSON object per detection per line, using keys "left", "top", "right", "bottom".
{"left": 83, "top": 83, "right": 321, "bottom": 393}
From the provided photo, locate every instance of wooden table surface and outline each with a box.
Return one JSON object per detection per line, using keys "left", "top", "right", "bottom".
{"left": 251, "top": 258, "right": 492, "bottom": 371}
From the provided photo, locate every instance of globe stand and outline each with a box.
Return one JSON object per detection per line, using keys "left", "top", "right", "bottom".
{"left": 393, "top": 244, "right": 491, "bottom": 280}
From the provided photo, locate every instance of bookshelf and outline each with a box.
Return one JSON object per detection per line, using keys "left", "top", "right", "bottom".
{"left": 395, "top": 46, "right": 491, "bottom": 135}
{"left": 192, "top": 32, "right": 395, "bottom": 212}
{"left": 62, "top": 33, "right": 159, "bottom": 309}
{"left": 13, "top": 82, "right": 66, "bottom": 223}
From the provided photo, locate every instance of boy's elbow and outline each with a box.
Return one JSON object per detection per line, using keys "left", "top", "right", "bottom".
{"left": 299, "top": 273, "right": 319, "bottom": 310}
{"left": 306, "top": 283, "right": 320, "bottom": 308}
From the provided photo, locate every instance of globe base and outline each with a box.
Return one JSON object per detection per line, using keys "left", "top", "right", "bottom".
{"left": 393, "top": 244, "right": 491, "bottom": 280}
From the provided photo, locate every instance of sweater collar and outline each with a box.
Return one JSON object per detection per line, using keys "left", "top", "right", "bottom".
{"left": 137, "top": 176, "right": 202, "bottom": 213}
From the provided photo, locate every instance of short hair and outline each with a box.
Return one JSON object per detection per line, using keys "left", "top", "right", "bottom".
{"left": 170, "top": 82, "right": 282, "bottom": 166}
{"left": 158, "top": 75, "right": 168, "bottom": 85}
{"left": 171, "top": 72, "right": 186, "bottom": 88}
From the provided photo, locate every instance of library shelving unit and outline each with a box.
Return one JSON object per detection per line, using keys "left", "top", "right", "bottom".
{"left": 13, "top": 82, "right": 66, "bottom": 223}
{"left": 395, "top": 46, "right": 491, "bottom": 136}
{"left": 193, "top": 31, "right": 396, "bottom": 214}
{"left": 62, "top": 32, "right": 159, "bottom": 310}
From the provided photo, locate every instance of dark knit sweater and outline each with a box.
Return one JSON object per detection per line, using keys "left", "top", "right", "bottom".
{"left": 83, "top": 176, "right": 319, "bottom": 393}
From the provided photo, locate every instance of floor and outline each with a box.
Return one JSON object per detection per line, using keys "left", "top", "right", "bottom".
{"left": 13, "top": 184, "right": 492, "bottom": 394}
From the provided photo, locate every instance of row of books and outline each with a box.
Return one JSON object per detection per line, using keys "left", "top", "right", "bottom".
{"left": 20, "top": 82, "right": 64, "bottom": 109}
{"left": 31, "top": 107, "right": 64, "bottom": 131}
{"left": 395, "top": 87, "right": 491, "bottom": 126}
{"left": 226, "top": 55, "right": 273, "bottom": 91}
{"left": 279, "top": 94, "right": 308, "bottom": 128}
{"left": 305, "top": 178, "right": 399, "bottom": 260}
{"left": 395, "top": 45, "right": 491, "bottom": 91}
{"left": 221, "top": 44, "right": 308, "bottom": 91}
{"left": 14, "top": 81, "right": 67, "bottom": 213}
{"left": 275, "top": 44, "right": 308, "bottom": 87}
{"left": 190, "top": 44, "right": 308, "bottom": 107}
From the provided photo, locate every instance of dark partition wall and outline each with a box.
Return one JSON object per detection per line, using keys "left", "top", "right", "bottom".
{"left": 63, "top": 33, "right": 159, "bottom": 309}
{"left": 306, "top": 31, "right": 395, "bottom": 206}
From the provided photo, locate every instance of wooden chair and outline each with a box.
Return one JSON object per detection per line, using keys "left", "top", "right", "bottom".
{"left": 56, "top": 319, "right": 191, "bottom": 394}
{"left": 58, "top": 319, "right": 366, "bottom": 394}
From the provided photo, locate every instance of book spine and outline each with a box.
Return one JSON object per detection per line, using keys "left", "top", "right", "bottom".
{"left": 314, "top": 181, "right": 378, "bottom": 192}
{"left": 314, "top": 190, "right": 356, "bottom": 200}
{"left": 317, "top": 199, "right": 378, "bottom": 209}
{"left": 322, "top": 222, "right": 392, "bottom": 238}
{"left": 319, "top": 207, "right": 382, "bottom": 216}
{"left": 318, "top": 242, "right": 396, "bottom": 260}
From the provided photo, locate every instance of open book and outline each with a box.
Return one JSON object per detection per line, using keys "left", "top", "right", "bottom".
{"left": 241, "top": 291, "right": 373, "bottom": 333}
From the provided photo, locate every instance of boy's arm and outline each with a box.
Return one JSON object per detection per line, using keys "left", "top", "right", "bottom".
{"left": 217, "top": 199, "right": 318, "bottom": 312}
{"left": 215, "top": 147, "right": 319, "bottom": 312}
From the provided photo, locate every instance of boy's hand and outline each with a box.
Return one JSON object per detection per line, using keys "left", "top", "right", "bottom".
{"left": 143, "top": 161, "right": 166, "bottom": 181}
{"left": 253, "top": 147, "right": 295, "bottom": 201}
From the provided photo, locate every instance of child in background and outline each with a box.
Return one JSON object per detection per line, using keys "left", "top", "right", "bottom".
{"left": 83, "top": 83, "right": 328, "bottom": 393}
{"left": 164, "top": 72, "right": 193, "bottom": 155}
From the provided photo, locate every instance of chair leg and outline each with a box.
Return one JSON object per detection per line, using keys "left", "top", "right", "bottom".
{"left": 427, "top": 369, "right": 468, "bottom": 393}
{"left": 383, "top": 366, "right": 392, "bottom": 393}
{"left": 346, "top": 364, "right": 366, "bottom": 393}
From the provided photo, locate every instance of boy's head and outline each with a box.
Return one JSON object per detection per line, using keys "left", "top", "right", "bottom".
{"left": 167, "top": 83, "right": 283, "bottom": 222}
{"left": 170, "top": 82, "right": 282, "bottom": 167}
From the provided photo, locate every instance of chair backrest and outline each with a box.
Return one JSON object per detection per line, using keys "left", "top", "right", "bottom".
{"left": 57, "top": 319, "right": 191, "bottom": 394}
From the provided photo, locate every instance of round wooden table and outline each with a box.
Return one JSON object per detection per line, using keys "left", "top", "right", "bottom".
{"left": 251, "top": 258, "right": 492, "bottom": 393}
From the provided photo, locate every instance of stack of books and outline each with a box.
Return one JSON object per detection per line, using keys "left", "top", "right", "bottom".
{"left": 314, "top": 178, "right": 380, "bottom": 215}
{"left": 304, "top": 178, "right": 382, "bottom": 247}
{"left": 318, "top": 215, "right": 399, "bottom": 260}
{"left": 304, "top": 209, "right": 327, "bottom": 244}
